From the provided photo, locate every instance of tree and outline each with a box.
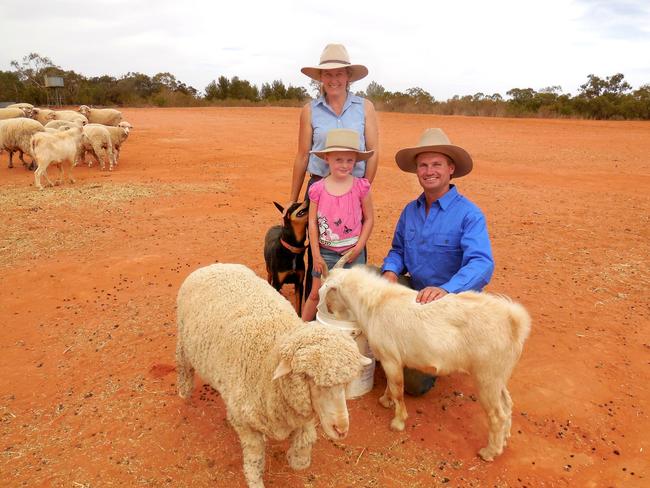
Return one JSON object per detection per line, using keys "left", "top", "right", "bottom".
{"left": 579, "top": 73, "right": 631, "bottom": 99}
{"left": 10, "top": 52, "right": 58, "bottom": 89}
{"left": 365, "top": 81, "right": 387, "bottom": 101}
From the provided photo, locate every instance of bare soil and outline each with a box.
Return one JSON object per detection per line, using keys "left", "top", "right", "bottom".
{"left": 1, "top": 107, "right": 649, "bottom": 487}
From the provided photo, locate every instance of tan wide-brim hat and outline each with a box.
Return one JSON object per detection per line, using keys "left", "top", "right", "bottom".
{"left": 395, "top": 128, "right": 473, "bottom": 177}
{"left": 311, "top": 128, "right": 374, "bottom": 161}
{"left": 301, "top": 43, "right": 368, "bottom": 83}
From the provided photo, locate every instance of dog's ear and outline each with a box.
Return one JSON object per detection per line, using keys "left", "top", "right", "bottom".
{"left": 273, "top": 202, "right": 285, "bottom": 213}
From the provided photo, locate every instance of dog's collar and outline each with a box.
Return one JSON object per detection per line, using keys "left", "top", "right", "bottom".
{"left": 280, "top": 238, "right": 306, "bottom": 254}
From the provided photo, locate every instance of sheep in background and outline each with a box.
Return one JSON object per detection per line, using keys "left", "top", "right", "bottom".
{"left": 177, "top": 263, "right": 370, "bottom": 488}
{"left": 6, "top": 103, "right": 34, "bottom": 117}
{"left": 78, "top": 105, "right": 122, "bottom": 126}
{"left": 0, "top": 107, "right": 27, "bottom": 121}
{"left": 79, "top": 124, "right": 116, "bottom": 170}
{"left": 318, "top": 265, "right": 531, "bottom": 462}
{"left": 54, "top": 110, "right": 88, "bottom": 126}
{"left": 45, "top": 120, "right": 82, "bottom": 130}
{"left": 85, "top": 122, "right": 131, "bottom": 166}
{"left": 0, "top": 118, "right": 45, "bottom": 169}
{"left": 31, "top": 127, "right": 83, "bottom": 189}
{"left": 30, "top": 108, "right": 57, "bottom": 125}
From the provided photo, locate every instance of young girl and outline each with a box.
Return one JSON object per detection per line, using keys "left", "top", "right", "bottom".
{"left": 301, "top": 128, "right": 374, "bottom": 321}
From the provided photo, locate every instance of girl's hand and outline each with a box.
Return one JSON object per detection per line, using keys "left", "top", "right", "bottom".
{"left": 345, "top": 244, "right": 362, "bottom": 264}
{"left": 313, "top": 255, "right": 325, "bottom": 274}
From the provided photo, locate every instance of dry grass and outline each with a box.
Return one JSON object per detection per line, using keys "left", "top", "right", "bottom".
{"left": 0, "top": 181, "right": 229, "bottom": 267}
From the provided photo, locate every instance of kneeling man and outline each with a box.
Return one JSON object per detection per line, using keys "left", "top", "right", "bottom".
{"left": 381, "top": 128, "right": 495, "bottom": 395}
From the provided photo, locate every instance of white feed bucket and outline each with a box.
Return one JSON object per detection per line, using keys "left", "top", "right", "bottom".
{"left": 316, "top": 310, "right": 375, "bottom": 399}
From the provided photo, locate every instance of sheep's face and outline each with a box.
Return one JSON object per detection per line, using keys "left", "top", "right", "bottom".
{"left": 308, "top": 381, "right": 349, "bottom": 440}
{"left": 324, "top": 285, "right": 355, "bottom": 322}
{"left": 78, "top": 105, "right": 90, "bottom": 117}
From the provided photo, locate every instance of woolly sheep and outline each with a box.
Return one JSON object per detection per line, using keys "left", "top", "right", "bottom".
{"left": 318, "top": 265, "right": 531, "bottom": 461}
{"left": 78, "top": 105, "right": 122, "bottom": 126}
{"left": 85, "top": 123, "right": 131, "bottom": 166}
{"left": 53, "top": 110, "right": 88, "bottom": 126}
{"left": 0, "top": 107, "right": 27, "bottom": 121}
{"left": 176, "top": 263, "right": 370, "bottom": 488}
{"left": 30, "top": 108, "right": 57, "bottom": 125}
{"left": 0, "top": 118, "right": 45, "bottom": 170}
{"left": 79, "top": 124, "right": 116, "bottom": 170}
{"left": 45, "top": 120, "right": 83, "bottom": 130}
{"left": 6, "top": 103, "right": 34, "bottom": 116}
{"left": 31, "top": 127, "right": 83, "bottom": 190}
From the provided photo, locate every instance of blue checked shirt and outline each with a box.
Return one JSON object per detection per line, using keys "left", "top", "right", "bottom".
{"left": 382, "top": 185, "right": 494, "bottom": 293}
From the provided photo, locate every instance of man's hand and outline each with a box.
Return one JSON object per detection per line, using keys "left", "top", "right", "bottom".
{"left": 416, "top": 287, "right": 448, "bottom": 304}
{"left": 382, "top": 271, "right": 399, "bottom": 283}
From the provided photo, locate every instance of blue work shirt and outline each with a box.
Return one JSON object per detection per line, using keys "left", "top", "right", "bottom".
{"left": 308, "top": 93, "right": 366, "bottom": 178}
{"left": 382, "top": 185, "right": 494, "bottom": 293}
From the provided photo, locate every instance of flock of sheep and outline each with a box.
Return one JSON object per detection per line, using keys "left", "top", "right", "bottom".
{"left": 0, "top": 103, "right": 133, "bottom": 189}
{"left": 177, "top": 260, "right": 531, "bottom": 488}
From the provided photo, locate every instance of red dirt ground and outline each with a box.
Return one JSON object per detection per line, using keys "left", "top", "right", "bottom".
{"left": 1, "top": 107, "right": 649, "bottom": 487}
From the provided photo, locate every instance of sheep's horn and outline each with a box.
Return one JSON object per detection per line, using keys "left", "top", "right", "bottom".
{"left": 332, "top": 250, "right": 353, "bottom": 270}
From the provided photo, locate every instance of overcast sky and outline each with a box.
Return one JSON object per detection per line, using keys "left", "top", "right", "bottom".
{"left": 2, "top": 0, "right": 649, "bottom": 99}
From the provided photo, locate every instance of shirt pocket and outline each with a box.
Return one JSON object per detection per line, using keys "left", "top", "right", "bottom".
{"left": 431, "top": 232, "right": 462, "bottom": 252}
{"left": 405, "top": 226, "right": 417, "bottom": 247}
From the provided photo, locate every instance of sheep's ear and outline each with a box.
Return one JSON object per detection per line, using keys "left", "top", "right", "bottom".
{"left": 359, "top": 355, "right": 373, "bottom": 367}
{"left": 272, "top": 358, "right": 292, "bottom": 380}
{"left": 273, "top": 202, "right": 284, "bottom": 214}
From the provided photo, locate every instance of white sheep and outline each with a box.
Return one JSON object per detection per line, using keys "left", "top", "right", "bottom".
{"left": 176, "top": 263, "right": 370, "bottom": 488}
{"left": 53, "top": 110, "right": 88, "bottom": 126}
{"left": 0, "top": 118, "right": 45, "bottom": 169}
{"left": 85, "top": 123, "right": 131, "bottom": 166}
{"left": 6, "top": 103, "right": 34, "bottom": 117}
{"left": 45, "top": 120, "right": 83, "bottom": 130}
{"left": 31, "top": 127, "right": 84, "bottom": 190}
{"left": 318, "top": 265, "right": 531, "bottom": 462}
{"left": 30, "top": 108, "right": 57, "bottom": 125}
{"left": 0, "top": 107, "right": 27, "bottom": 121}
{"left": 79, "top": 124, "right": 116, "bottom": 170}
{"left": 78, "top": 105, "right": 122, "bottom": 126}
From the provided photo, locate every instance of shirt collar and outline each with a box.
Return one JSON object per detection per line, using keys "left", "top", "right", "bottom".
{"left": 315, "top": 93, "right": 358, "bottom": 114}
{"left": 416, "top": 184, "right": 458, "bottom": 210}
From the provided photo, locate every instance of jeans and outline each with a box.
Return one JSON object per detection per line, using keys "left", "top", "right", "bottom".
{"left": 312, "top": 247, "right": 366, "bottom": 278}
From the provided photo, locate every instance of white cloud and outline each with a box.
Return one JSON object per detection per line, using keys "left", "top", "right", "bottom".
{"left": 2, "top": 0, "right": 649, "bottom": 99}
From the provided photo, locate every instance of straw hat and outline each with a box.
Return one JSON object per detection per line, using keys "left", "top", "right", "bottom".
{"left": 301, "top": 44, "right": 368, "bottom": 82}
{"left": 395, "top": 128, "right": 473, "bottom": 177}
{"left": 310, "top": 129, "right": 374, "bottom": 161}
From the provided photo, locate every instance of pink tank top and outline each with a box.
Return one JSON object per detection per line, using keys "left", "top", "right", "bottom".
{"left": 308, "top": 177, "right": 370, "bottom": 252}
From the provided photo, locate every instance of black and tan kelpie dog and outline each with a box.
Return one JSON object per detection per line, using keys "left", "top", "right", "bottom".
{"left": 264, "top": 200, "right": 309, "bottom": 315}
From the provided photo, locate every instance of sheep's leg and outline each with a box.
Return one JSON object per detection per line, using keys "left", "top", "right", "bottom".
{"left": 66, "top": 160, "right": 75, "bottom": 184}
{"left": 175, "top": 339, "right": 195, "bottom": 399}
{"left": 107, "top": 143, "right": 116, "bottom": 171}
{"left": 287, "top": 420, "right": 316, "bottom": 470}
{"left": 380, "top": 360, "right": 408, "bottom": 431}
{"left": 55, "top": 162, "right": 64, "bottom": 185}
{"left": 8, "top": 150, "right": 14, "bottom": 169}
{"left": 35, "top": 163, "right": 54, "bottom": 189}
{"left": 501, "top": 388, "right": 513, "bottom": 445}
{"left": 476, "top": 378, "right": 508, "bottom": 461}
{"left": 232, "top": 423, "right": 265, "bottom": 488}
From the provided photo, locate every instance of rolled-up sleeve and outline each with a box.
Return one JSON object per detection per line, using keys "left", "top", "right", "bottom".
{"left": 439, "top": 211, "right": 494, "bottom": 293}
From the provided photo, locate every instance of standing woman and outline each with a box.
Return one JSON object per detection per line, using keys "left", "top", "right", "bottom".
{"left": 288, "top": 43, "right": 379, "bottom": 297}
{"left": 289, "top": 43, "right": 378, "bottom": 202}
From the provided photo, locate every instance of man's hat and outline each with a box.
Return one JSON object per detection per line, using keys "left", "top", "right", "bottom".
{"left": 310, "top": 129, "right": 374, "bottom": 161}
{"left": 395, "top": 128, "right": 473, "bottom": 177}
{"left": 301, "top": 44, "right": 368, "bottom": 83}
